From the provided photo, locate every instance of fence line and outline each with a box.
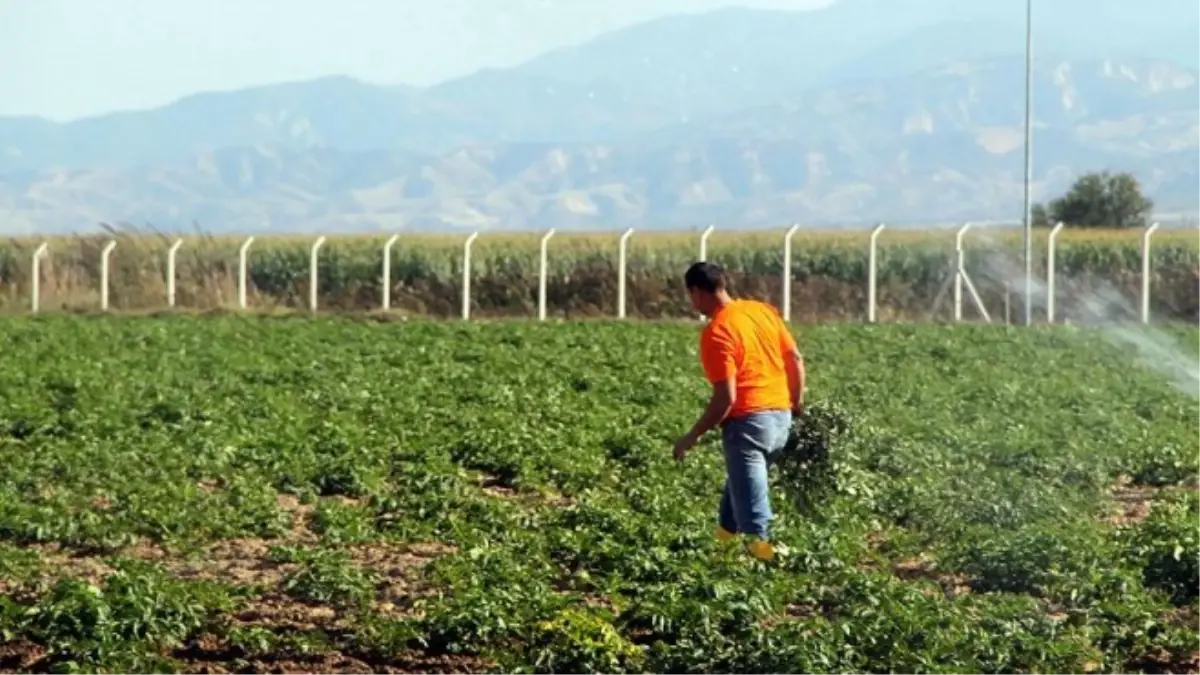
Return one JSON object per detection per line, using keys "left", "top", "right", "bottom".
{"left": 1046, "top": 222, "right": 1064, "bottom": 323}
{"left": 167, "top": 239, "right": 184, "bottom": 308}
{"left": 537, "top": 228, "right": 556, "bottom": 322}
{"left": 381, "top": 234, "right": 400, "bottom": 311}
{"left": 867, "top": 223, "right": 886, "bottom": 323}
{"left": 461, "top": 232, "right": 479, "bottom": 321}
{"left": 617, "top": 228, "right": 634, "bottom": 320}
{"left": 237, "top": 236, "right": 254, "bottom": 310}
{"left": 30, "top": 243, "right": 48, "bottom": 313}
{"left": 11, "top": 222, "right": 1186, "bottom": 324}
{"left": 1141, "top": 223, "right": 1160, "bottom": 325}
{"left": 781, "top": 224, "right": 800, "bottom": 323}
{"left": 100, "top": 240, "right": 117, "bottom": 312}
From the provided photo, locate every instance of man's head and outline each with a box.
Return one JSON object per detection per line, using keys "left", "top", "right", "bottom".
{"left": 684, "top": 261, "right": 731, "bottom": 315}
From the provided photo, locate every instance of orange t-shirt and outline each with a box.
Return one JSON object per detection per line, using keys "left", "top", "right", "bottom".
{"left": 699, "top": 299, "right": 798, "bottom": 419}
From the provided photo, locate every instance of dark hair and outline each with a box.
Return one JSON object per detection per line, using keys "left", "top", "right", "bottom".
{"left": 684, "top": 261, "right": 727, "bottom": 293}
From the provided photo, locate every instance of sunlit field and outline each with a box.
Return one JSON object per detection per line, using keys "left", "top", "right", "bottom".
{"left": 0, "top": 316, "right": 1196, "bottom": 673}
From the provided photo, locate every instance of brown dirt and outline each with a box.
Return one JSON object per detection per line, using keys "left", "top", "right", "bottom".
{"left": 0, "top": 640, "right": 46, "bottom": 673}
{"left": 478, "top": 474, "right": 520, "bottom": 499}
{"left": 1127, "top": 647, "right": 1200, "bottom": 674}
{"left": 1, "top": 489, "right": 467, "bottom": 674}
{"left": 276, "top": 492, "right": 320, "bottom": 544}
{"left": 117, "top": 492, "right": 323, "bottom": 587}
{"left": 27, "top": 542, "right": 116, "bottom": 587}
{"left": 864, "top": 530, "right": 890, "bottom": 551}
{"left": 15, "top": 492, "right": 318, "bottom": 585}
{"left": 175, "top": 648, "right": 494, "bottom": 675}
{"left": 346, "top": 541, "right": 456, "bottom": 618}
{"left": 173, "top": 628, "right": 493, "bottom": 675}
{"left": 1106, "top": 475, "right": 1159, "bottom": 525}
{"left": 232, "top": 593, "right": 344, "bottom": 632}
{"left": 475, "top": 473, "right": 574, "bottom": 509}
{"left": 892, "top": 556, "right": 972, "bottom": 599}
{"left": 168, "top": 538, "right": 300, "bottom": 587}
{"left": 185, "top": 541, "right": 458, "bottom": 663}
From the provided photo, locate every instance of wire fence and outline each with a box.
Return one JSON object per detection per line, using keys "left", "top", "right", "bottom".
{"left": 1, "top": 222, "right": 1197, "bottom": 325}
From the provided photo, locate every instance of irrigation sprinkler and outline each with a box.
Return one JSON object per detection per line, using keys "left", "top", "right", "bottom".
{"left": 1046, "top": 222, "right": 1064, "bottom": 322}
{"left": 167, "top": 239, "right": 183, "bottom": 308}
{"left": 617, "top": 228, "right": 634, "bottom": 319}
{"left": 868, "top": 223, "right": 886, "bottom": 323}
{"left": 237, "top": 236, "right": 254, "bottom": 310}
{"left": 381, "top": 234, "right": 399, "bottom": 311}
{"left": 1140, "top": 221, "right": 1160, "bottom": 324}
{"left": 538, "top": 228, "right": 556, "bottom": 321}
{"left": 31, "top": 243, "right": 48, "bottom": 313}
{"left": 100, "top": 240, "right": 117, "bottom": 311}
{"left": 782, "top": 223, "right": 799, "bottom": 322}
{"left": 462, "top": 232, "right": 479, "bottom": 321}
{"left": 309, "top": 236, "right": 326, "bottom": 313}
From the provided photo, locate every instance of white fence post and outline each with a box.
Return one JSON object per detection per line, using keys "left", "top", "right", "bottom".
{"left": 868, "top": 223, "right": 886, "bottom": 323}
{"left": 699, "top": 224, "right": 715, "bottom": 261}
{"left": 538, "top": 228, "right": 556, "bottom": 321}
{"left": 237, "top": 236, "right": 254, "bottom": 310}
{"left": 462, "top": 232, "right": 479, "bottom": 321}
{"left": 782, "top": 223, "right": 799, "bottom": 322}
{"left": 100, "top": 240, "right": 117, "bottom": 311}
{"left": 618, "top": 228, "right": 634, "bottom": 319}
{"left": 1140, "top": 221, "right": 1160, "bottom": 324}
{"left": 309, "top": 236, "right": 326, "bottom": 314}
{"left": 381, "top": 234, "right": 399, "bottom": 311}
{"left": 1046, "top": 222, "right": 1064, "bottom": 323}
{"left": 954, "top": 222, "right": 972, "bottom": 322}
{"left": 31, "top": 243, "right": 48, "bottom": 314}
{"left": 950, "top": 220, "right": 988, "bottom": 324}
{"left": 167, "top": 239, "right": 183, "bottom": 308}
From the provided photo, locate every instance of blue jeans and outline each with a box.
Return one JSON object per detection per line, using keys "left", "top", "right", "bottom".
{"left": 718, "top": 410, "right": 792, "bottom": 540}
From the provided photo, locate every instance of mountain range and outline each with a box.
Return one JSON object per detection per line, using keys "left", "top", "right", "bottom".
{"left": 1, "top": 0, "right": 1197, "bottom": 234}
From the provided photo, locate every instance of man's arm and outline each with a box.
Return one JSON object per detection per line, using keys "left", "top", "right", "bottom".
{"left": 776, "top": 315, "right": 805, "bottom": 414}
{"left": 681, "top": 377, "right": 736, "bottom": 447}
{"left": 784, "top": 346, "right": 806, "bottom": 414}
{"left": 675, "top": 327, "right": 737, "bottom": 460}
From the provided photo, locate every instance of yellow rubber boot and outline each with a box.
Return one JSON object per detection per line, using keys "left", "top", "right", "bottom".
{"left": 746, "top": 538, "right": 776, "bottom": 561}
{"left": 715, "top": 526, "right": 737, "bottom": 542}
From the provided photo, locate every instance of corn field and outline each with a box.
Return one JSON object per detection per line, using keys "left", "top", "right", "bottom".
{"left": 0, "top": 227, "right": 1196, "bottom": 323}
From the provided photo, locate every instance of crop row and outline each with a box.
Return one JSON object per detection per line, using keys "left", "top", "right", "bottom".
{"left": 0, "top": 228, "right": 1196, "bottom": 321}
{"left": 0, "top": 317, "right": 1196, "bottom": 673}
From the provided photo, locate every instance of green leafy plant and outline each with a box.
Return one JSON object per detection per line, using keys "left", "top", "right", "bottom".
{"left": 0, "top": 317, "right": 1195, "bottom": 672}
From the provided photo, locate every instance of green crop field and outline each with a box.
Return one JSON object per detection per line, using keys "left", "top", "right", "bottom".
{"left": 0, "top": 316, "right": 1197, "bottom": 673}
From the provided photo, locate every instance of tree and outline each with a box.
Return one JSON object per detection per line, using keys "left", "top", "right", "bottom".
{"left": 1031, "top": 202, "right": 1050, "bottom": 228}
{"left": 1033, "top": 171, "right": 1154, "bottom": 229}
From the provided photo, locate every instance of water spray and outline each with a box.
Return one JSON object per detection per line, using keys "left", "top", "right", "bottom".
{"left": 971, "top": 228, "right": 1199, "bottom": 400}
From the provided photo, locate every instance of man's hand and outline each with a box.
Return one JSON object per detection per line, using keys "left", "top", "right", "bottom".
{"left": 673, "top": 432, "right": 697, "bottom": 461}
{"left": 674, "top": 379, "right": 735, "bottom": 462}
{"left": 791, "top": 399, "right": 805, "bottom": 417}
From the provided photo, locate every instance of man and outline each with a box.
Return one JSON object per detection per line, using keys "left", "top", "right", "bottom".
{"left": 672, "top": 261, "right": 806, "bottom": 561}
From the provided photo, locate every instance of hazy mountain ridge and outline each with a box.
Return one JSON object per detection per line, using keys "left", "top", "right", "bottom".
{"left": 2, "top": 0, "right": 1195, "bottom": 173}
{"left": 0, "top": 0, "right": 1196, "bottom": 233}
{"left": 3, "top": 54, "right": 1194, "bottom": 234}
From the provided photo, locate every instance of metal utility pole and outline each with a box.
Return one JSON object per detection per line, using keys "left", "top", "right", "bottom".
{"left": 1022, "top": 0, "right": 1034, "bottom": 325}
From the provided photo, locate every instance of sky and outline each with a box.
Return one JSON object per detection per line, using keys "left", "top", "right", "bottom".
{"left": 1, "top": 0, "right": 833, "bottom": 121}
